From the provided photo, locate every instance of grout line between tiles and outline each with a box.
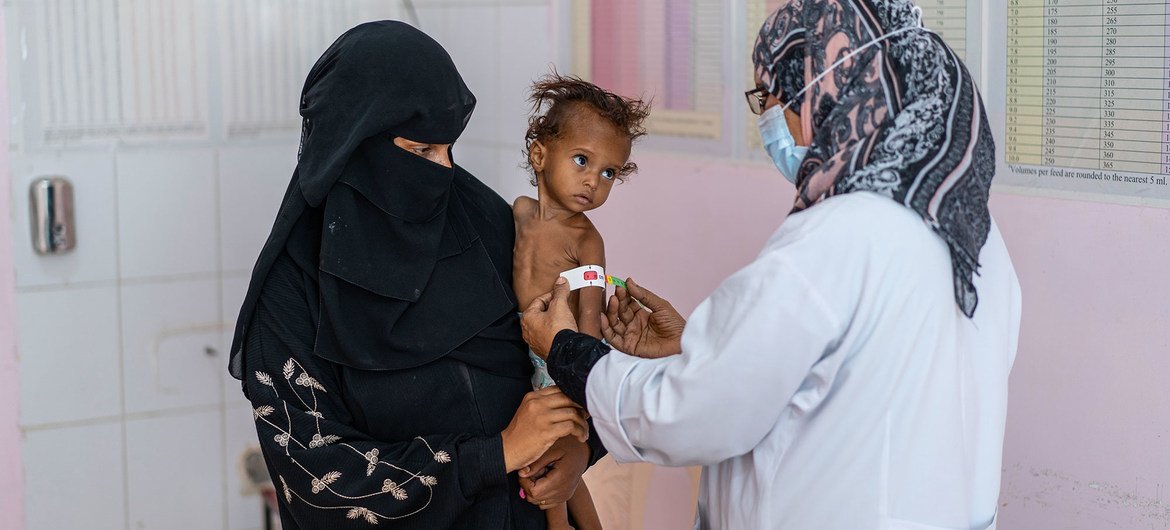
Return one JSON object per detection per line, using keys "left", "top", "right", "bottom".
{"left": 16, "top": 270, "right": 227, "bottom": 294}
{"left": 111, "top": 144, "right": 131, "bottom": 530}
{"left": 214, "top": 129, "right": 231, "bottom": 530}
{"left": 20, "top": 403, "right": 225, "bottom": 433}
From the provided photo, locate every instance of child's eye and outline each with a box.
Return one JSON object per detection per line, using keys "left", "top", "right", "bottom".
{"left": 572, "top": 154, "right": 588, "bottom": 167}
{"left": 600, "top": 168, "right": 616, "bottom": 180}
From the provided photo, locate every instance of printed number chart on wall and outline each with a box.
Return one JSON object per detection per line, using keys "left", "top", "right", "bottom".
{"left": 1000, "top": 0, "right": 1170, "bottom": 202}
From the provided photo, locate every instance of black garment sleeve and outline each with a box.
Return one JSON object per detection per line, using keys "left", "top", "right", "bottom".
{"left": 585, "top": 420, "right": 607, "bottom": 467}
{"left": 546, "top": 329, "right": 611, "bottom": 411}
{"left": 244, "top": 254, "right": 508, "bottom": 528}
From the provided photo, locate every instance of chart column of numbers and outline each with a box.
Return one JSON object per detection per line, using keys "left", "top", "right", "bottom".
{"left": 1165, "top": 4, "right": 1170, "bottom": 174}
{"left": 1099, "top": 1, "right": 1166, "bottom": 175}
{"left": 1043, "top": 0, "right": 1103, "bottom": 169}
{"left": 1006, "top": 0, "right": 1043, "bottom": 164}
{"left": 1006, "top": 0, "right": 1170, "bottom": 176}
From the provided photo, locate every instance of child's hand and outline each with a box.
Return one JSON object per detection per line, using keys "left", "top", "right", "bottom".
{"left": 519, "top": 436, "right": 590, "bottom": 507}
{"left": 601, "top": 278, "right": 686, "bottom": 358}
{"left": 521, "top": 277, "right": 579, "bottom": 359}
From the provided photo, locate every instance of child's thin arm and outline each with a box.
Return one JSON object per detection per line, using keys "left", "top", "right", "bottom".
{"left": 575, "top": 231, "right": 606, "bottom": 339}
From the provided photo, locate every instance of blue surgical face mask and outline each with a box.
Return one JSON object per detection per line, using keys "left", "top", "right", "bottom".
{"left": 758, "top": 105, "right": 807, "bottom": 185}
{"left": 755, "top": 17, "right": 932, "bottom": 185}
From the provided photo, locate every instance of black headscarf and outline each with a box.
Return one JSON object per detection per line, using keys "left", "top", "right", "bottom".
{"left": 230, "top": 21, "right": 521, "bottom": 382}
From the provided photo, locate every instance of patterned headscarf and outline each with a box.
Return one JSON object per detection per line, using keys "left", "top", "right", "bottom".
{"left": 754, "top": 0, "right": 995, "bottom": 317}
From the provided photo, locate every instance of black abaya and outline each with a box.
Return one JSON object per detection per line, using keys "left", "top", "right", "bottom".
{"left": 229, "top": 22, "right": 604, "bottom": 529}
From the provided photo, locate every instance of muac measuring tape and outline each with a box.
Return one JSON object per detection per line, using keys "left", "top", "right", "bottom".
{"left": 559, "top": 264, "right": 626, "bottom": 290}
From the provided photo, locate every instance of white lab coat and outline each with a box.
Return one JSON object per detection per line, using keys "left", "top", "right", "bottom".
{"left": 587, "top": 192, "right": 1021, "bottom": 529}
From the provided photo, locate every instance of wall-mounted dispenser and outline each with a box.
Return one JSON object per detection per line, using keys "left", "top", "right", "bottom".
{"left": 29, "top": 177, "right": 76, "bottom": 255}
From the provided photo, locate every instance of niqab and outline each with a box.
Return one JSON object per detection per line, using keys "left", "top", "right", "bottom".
{"left": 230, "top": 21, "right": 523, "bottom": 382}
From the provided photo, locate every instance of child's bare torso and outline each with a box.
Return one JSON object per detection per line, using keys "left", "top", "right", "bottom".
{"left": 512, "top": 196, "right": 599, "bottom": 316}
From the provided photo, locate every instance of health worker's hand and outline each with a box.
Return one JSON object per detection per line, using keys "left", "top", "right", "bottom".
{"left": 600, "top": 278, "right": 685, "bottom": 358}
{"left": 521, "top": 277, "right": 578, "bottom": 360}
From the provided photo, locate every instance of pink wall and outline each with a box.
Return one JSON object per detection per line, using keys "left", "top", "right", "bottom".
{"left": 595, "top": 154, "right": 795, "bottom": 316}
{"left": 993, "top": 194, "right": 1170, "bottom": 528}
{"left": 0, "top": 5, "right": 25, "bottom": 528}
{"left": 594, "top": 152, "right": 1170, "bottom": 528}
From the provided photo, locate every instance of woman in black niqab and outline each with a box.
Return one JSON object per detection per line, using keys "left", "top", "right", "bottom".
{"left": 230, "top": 21, "right": 601, "bottom": 529}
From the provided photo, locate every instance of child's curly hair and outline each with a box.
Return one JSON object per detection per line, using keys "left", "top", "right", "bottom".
{"left": 523, "top": 72, "right": 651, "bottom": 186}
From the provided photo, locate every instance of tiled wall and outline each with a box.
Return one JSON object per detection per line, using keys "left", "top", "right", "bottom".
{"left": 10, "top": 145, "right": 286, "bottom": 529}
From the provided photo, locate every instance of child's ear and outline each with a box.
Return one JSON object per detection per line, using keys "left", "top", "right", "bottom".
{"left": 530, "top": 141, "right": 547, "bottom": 173}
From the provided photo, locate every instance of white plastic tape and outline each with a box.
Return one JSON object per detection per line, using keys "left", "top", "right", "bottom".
{"left": 559, "top": 264, "right": 606, "bottom": 290}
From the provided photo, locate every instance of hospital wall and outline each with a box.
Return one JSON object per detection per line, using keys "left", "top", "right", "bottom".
{"left": 3, "top": 2, "right": 282, "bottom": 529}
{"left": 1, "top": 2, "right": 1167, "bottom": 530}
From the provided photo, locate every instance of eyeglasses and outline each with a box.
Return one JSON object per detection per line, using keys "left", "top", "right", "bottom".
{"left": 745, "top": 86, "right": 769, "bottom": 115}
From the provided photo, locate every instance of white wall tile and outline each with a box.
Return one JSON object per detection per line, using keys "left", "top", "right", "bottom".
{"left": 126, "top": 410, "right": 224, "bottom": 530}
{"left": 225, "top": 401, "right": 266, "bottom": 530}
{"left": 23, "top": 422, "right": 126, "bottom": 530}
{"left": 17, "top": 285, "right": 121, "bottom": 426}
{"left": 121, "top": 279, "right": 223, "bottom": 415}
{"left": 455, "top": 142, "right": 502, "bottom": 192}
{"left": 116, "top": 149, "right": 218, "bottom": 279}
{"left": 221, "top": 273, "right": 251, "bottom": 405}
{"left": 410, "top": 5, "right": 449, "bottom": 36}
{"left": 9, "top": 151, "right": 119, "bottom": 288}
{"left": 218, "top": 145, "right": 298, "bottom": 274}
{"left": 496, "top": 145, "right": 535, "bottom": 203}
{"left": 498, "top": 4, "right": 553, "bottom": 150}
{"left": 441, "top": 6, "right": 501, "bottom": 145}
{"left": 493, "top": 4, "right": 554, "bottom": 203}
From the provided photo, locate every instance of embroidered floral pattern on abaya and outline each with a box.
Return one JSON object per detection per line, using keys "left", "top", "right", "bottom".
{"left": 252, "top": 360, "right": 449, "bottom": 524}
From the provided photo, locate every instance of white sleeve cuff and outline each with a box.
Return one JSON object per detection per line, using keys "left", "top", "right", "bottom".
{"left": 585, "top": 349, "right": 647, "bottom": 464}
